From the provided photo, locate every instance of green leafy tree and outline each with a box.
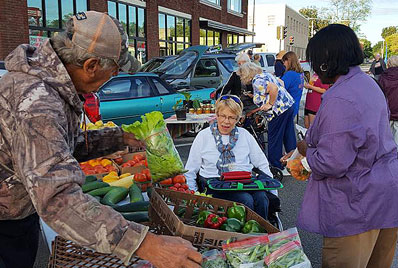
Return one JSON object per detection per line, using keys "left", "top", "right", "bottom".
{"left": 386, "top": 33, "right": 398, "bottom": 56}
{"left": 299, "top": 6, "right": 330, "bottom": 37}
{"left": 326, "top": 0, "right": 372, "bottom": 33}
{"left": 359, "top": 38, "right": 372, "bottom": 58}
{"left": 372, "top": 41, "right": 383, "bottom": 56}
{"left": 381, "top": 26, "right": 398, "bottom": 40}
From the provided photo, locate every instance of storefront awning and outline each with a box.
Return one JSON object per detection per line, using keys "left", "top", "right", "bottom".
{"left": 199, "top": 19, "right": 255, "bottom": 36}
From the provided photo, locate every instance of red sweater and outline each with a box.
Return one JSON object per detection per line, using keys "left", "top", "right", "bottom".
{"left": 379, "top": 67, "right": 398, "bottom": 121}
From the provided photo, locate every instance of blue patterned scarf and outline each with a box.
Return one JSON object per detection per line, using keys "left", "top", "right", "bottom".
{"left": 210, "top": 121, "right": 239, "bottom": 175}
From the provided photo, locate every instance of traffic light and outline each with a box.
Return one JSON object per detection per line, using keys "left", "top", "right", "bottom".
{"left": 289, "top": 36, "right": 294, "bottom": 45}
{"left": 276, "top": 26, "right": 281, "bottom": 40}
{"left": 283, "top": 26, "right": 287, "bottom": 39}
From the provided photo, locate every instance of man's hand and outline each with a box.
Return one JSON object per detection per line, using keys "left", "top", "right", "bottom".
{"left": 136, "top": 233, "right": 202, "bottom": 268}
{"left": 297, "top": 140, "right": 308, "bottom": 157}
{"left": 123, "top": 132, "right": 145, "bottom": 148}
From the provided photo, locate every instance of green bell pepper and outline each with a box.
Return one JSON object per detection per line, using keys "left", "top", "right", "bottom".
{"left": 242, "top": 220, "right": 264, "bottom": 234}
{"left": 227, "top": 202, "right": 246, "bottom": 224}
{"left": 196, "top": 211, "right": 212, "bottom": 226}
{"left": 220, "top": 218, "right": 242, "bottom": 232}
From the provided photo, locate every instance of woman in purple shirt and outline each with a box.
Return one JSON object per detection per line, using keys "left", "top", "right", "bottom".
{"left": 297, "top": 24, "right": 398, "bottom": 268}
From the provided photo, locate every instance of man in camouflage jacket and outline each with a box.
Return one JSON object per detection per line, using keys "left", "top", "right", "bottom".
{"left": 0, "top": 11, "right": 201, "bottom": 268}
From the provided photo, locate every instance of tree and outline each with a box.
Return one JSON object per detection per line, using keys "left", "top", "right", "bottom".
{"left": 359, "top": 38, "right": 372, "bottom": 58}
{"left": 326, "top": 0, "right": 372, "bottom": 33}
{"left": 299, "top": 6, "right": 330, "bottom": 38}
{"left": 381, "top": 26, "right": 398, "bottom": 40}
{"left": 372, "top": 41, "right": 383, "bottom": 56}
{"left": 386, "top": 33, "right": 398, "bottom": 56}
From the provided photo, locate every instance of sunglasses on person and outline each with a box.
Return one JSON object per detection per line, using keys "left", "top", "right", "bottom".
{"left": 219, "top": 95, "right": 243, "bottom": 106}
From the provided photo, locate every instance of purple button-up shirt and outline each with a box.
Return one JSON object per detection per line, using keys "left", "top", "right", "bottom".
{"left": 297, "top": 66, "right": 398, "bottom": 237}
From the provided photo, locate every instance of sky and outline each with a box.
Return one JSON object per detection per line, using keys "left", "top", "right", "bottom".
{"left": 255, "top": 0, "right": 398, "bottom": 46}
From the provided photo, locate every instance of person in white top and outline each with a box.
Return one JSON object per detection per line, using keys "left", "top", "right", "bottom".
{"left": 185, "top": 95, "right": 273, "bottom": 220}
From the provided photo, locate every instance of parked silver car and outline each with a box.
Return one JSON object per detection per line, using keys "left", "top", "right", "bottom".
{"left": 0, "top": 61, "right": 7, "bottom": 79}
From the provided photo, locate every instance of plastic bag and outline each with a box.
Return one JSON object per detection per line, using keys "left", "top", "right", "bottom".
{"left": 202, "top": 249, "right": 228, "bottom": 268}
{"left": 222, "top": 235, "right": 269, "bottom": 268}
{"left": 264, "top": 241, "right": 311, "bottom": 268}
{"left": 122, "top": 111, "right": 186, "bottom": 183}
{"left": 266, "top": 228, "right": 302, "bottom": 256}
{"left": 286, "top": 149, "right": 311, "bottom": 181}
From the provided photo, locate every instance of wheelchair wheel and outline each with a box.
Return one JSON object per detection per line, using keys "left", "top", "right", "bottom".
{"left": 270, "top": 166, "right": 283, "bottom": 182}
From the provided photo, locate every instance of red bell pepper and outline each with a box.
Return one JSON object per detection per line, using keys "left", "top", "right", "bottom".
{"left": 204, "top": 214, "right": 227, "bottom": 229}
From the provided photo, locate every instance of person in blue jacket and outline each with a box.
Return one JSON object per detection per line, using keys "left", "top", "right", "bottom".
{"left": 281, "top": 52, "right": 304, "bottom": 117}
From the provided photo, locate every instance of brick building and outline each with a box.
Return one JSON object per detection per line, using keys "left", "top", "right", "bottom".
{"left": 0, "top": 0, "right": 252, "bottom": 62}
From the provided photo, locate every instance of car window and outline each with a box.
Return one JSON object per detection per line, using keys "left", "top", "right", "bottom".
{"left": 156, "top": 51, "right": 197, "bottom": 76}
{"left": 194, "top": 59, "right": 219, "bottom": 77}
{"left": 266, "top": 55, "right": 275, "bottom": 67}
{"left": 259, "top": 57, "right": 265, "bottom": 67}
{"left": 151, "top": 78, "right": 171, "bottom": 94}
{"left": 0, "top": 61, "right": 5, "bottom": 69}
{"left": 218, "top": 57, "right": 239, "bottom": 73}
{"left": 131, "top": 77, "right": 152, "bottom": 98}
{"left": 140, "top": 59, "right": 165, "bottom": 72}
{"left": 100, "top": 79, "right": 132, "bottom": 100}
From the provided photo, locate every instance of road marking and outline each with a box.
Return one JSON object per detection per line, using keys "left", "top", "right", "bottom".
{"left": 175, "top": 143, "right": 193, "bottom": 148}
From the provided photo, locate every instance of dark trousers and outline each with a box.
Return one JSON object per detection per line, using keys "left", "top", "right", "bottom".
{"left": 198, "top": 178, "right": 269, "bottom": 220}
{"left": 0, "top": 213, "right": 40, "bottom": 268}
{"left": 268, "top": 106, "right": 297, "bottom": 169}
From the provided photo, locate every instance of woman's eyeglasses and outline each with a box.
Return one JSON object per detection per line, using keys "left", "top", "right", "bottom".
{"left": 217, "top": 114, "right": 238, "bottom": 122}
{"left": 219, "top": 95, "right": 242, "bottom": 106}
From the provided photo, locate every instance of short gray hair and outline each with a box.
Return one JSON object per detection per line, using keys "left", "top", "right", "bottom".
{"left": 237, "top": 62, "right": 263, "bottom": 85}
{"left": 235, "top": 53, "right": 250, "bottom": 63}
{"left": 387, "top": 56, "right": 398, "bottom": 68}
{"left": 51, "top": 18, "right": 116, "bottom": 70}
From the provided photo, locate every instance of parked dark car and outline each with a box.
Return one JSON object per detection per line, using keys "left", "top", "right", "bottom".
{"left": 0, "top": 61, "right": 7, "bottom": 79}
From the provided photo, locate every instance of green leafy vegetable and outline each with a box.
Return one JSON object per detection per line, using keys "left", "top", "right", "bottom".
{"left": 122, "top": 111, "right": 186, "bottom": 182}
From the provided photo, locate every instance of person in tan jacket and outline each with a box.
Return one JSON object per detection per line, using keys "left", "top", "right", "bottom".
{"left": 0, "top": 11, "right": 201, "bottom": 268}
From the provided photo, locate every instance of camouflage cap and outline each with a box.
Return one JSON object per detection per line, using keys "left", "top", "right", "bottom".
{"left": 72, "top": 11, "right": 140, "bottom": 73}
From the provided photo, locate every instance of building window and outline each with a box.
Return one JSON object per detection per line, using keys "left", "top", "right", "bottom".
{"left": 227, "top": 33, "right": 245, "bottom": 46}
{"left": 200, "top": 29, "right": 221, "bottom": 46}
{"left": 107, "top": 1, "right": 146, "bottom": 63}
{"left": 202, "top": 0, "right": 220, "bottom": 5}
{"left": 267, "top": 15, "right": 275, "bottom": 26}
{"left": 228, "top": 0, "right": 241, "bottom": 13}
{"left": 27, "top": 0, "right": 88, "bottom": 47}
{"left": 159, "top": 13, "right": 191, "bottom": 56}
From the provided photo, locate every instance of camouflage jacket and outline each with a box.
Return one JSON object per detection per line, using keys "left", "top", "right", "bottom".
{"left": 0, "top": 40, "right": 148, "bottom": 263}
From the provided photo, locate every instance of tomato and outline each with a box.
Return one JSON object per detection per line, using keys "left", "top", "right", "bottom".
{"left": 105, "top": 165, "right": 117, "bottom": 172}
{"left": 169, "top": 186, "right": 178, "bottom": 191}
{"left": 94, "top": 165, "right": 106, "bottom": 174}
{"left": 190, "top": 190, "right": 195, "bottom": 194}
{"left": 181, "top": 184, "right": 189, "bottom": 190}
{"left": 173, "top": 183, "right": 181, "bottom": 189}
{"left": 160, "top": 178, "right": 173, "bottom": 185}
{"left": 133, "top": 154, "right": 145, "bottom": 163}
{"left": 140, "top": 183, "right": 148, "bottom": 192}
{"left": 114, "top": 157, "right": 123, "bottom": 165}
{"left": 172, "top": 175, "right": 186, "bottom": 184}
{"left": 121, "top": 162, "right": 131, "bottom": 168}
{"left": 142, "top": 169, "right": 151, "bottom": 180}
{"left": 134, "top": 173, "right": 147, "bottom": 183}
{"left": 178, "top": 188, "right": 186, "bottom": 192}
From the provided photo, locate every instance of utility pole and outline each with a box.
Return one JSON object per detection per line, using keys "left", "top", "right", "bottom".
{"left": 252, "top": 0, "right": 256, "bottom": 43}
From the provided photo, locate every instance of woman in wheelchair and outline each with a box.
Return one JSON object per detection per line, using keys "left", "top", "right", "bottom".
{"left": 184, "top": 95, "right": 274, "bottom": 220}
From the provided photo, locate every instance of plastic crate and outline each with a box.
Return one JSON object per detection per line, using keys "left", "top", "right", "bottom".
{"left": 149, "top": 188, "right": 279, "bottom": 249}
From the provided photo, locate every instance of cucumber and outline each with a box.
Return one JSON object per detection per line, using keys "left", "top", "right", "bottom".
{"left": 87, "top": 186, "right": 119, "bottom": 197}
{"left": 113, "top": 201, "right": 150, "bottom": 213}
{"left": 84, "top": 175, "right": 97, "bottom": 184}
{"left": 121, "top": 211, "right": 149, "bottom": 222}
{"left": 101, "top": 187, "right": 129, "bottom": 206}
{"left": 129, "top": 184, "right": 144, "bottom": 203}
{"left": 82, "top": 181, "right": 109, "bottom": 193}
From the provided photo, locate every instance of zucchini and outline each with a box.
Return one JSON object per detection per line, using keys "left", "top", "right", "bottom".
{"left": 113, "top": 201, "right": 150, "bottom": 213}
{"left": 84, "top": 175, "right": 98, "bottom": 184}
{"left": 129, "top": 184, "right": 144, "bottom": 203}
{"left": 87, "top": 186, "right": 119, "bottom": 197}
{"left": 82, "top": 181, "right": 109, "bottom": 193}
{"left": 121, "top": 211, "right": 149, "bottom": 222}
{"left": 101, "top": 187, "right": 129, "bottom": 206}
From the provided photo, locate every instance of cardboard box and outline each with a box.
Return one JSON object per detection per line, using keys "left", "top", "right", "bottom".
{"left": 149, "top": 188, "right": 279, "bottom": 249}
{"left": 120, "top": 152, "right": 147, "bottom": 174}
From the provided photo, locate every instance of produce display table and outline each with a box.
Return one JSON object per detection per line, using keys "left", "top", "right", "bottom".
{"left": 165, "top": 113, "right": 216, "bottom": 138}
